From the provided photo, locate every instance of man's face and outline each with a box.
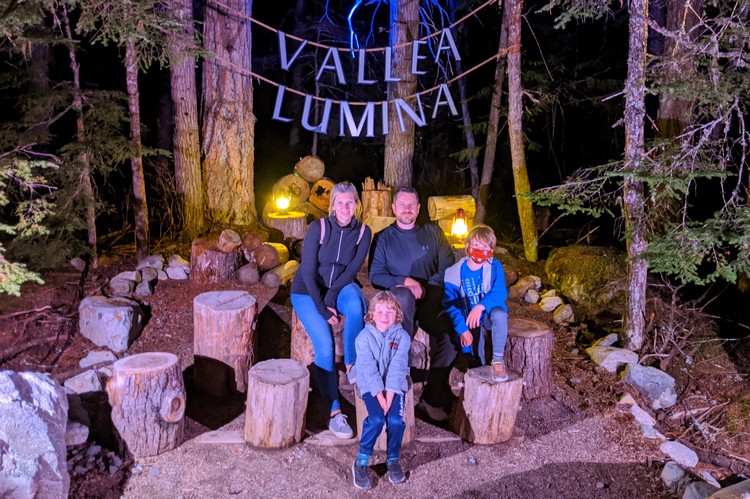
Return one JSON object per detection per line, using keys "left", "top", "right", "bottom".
{"left": 392, "top": 192, "right": 420, "bottom": 227}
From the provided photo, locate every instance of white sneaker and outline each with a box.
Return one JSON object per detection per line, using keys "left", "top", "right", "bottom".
{"left": 328, "top": 413, "right": 354, "bottom": 439}
{"left": 417, "top": 399, "right": 449, "bottom": 422}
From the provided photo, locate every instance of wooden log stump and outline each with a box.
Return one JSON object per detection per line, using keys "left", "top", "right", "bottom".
{"left": 506, "top": 317, "right": 554, "bottom": 400}
{"left": 427, "top": 195, "right": 476, "bottom": 221}
{"left": 310, "top": 177, "right": 334, "bottom": 213}
{"left": 272, "top": 173, "right": 310, "bottom": 210}
{"left": 244, "top": 359, "right": 310, "bottom": 448}
{"left": 107, "top": 352, "right": 186, "bottom": 457}
{"left": 364, "top": 216, "right": 396, "bottom": 236}
{"left": 451, "top": 366, "right": 523, "bottom": 444}
{"left": 294, "top": 155, "right": 325, "bottom": 182}
{"left": 263, "top": 211, "right": 308, "bottom": 240}
{"left": 298, "top": 201, "right": 327, "bottom": 219}
{"left": 190, "top": 238, "right": 241, "bottom": 284}
{"left": 217, "top": 229, "right": 241, "bottom": 252}
{"left": 193, "top": 291, "right": 258, "bottom": 395}
{"left": 361, "top": 178, "right": 393, "bottom": 219}
{"left": 253, "top": 242, "right": 290, "bottom": 271}
{"left": 261, "top": 260, "right": 299, "bottom": 288}
{"left": 290, "top": 309, "right": 344, "bottom": 368}
{"left": 354, "top": 377, "right": 414, "bottom": 450}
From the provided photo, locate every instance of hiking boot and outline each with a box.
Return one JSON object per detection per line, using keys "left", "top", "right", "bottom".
{"left": 491, "top": 361, "right": 509, "bottom": 382}
{"left": 328, "top": 413, "right": 354, "bottom": 439}
{"left": 352, "top": 461, "right": 371, "bottom": 490}
{"left": 416, "top": 399, "right": 448, "bottom": 422}
{"left": 387, "top": 459, "right": 406, "bottom": 484}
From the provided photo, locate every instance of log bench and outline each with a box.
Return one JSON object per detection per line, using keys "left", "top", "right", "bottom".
{"left": 505, "top": 317, "right": 554, "bottom": 400}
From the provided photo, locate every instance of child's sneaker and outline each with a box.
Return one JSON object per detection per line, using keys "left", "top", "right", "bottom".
{"left": 491, "top": 361, "right": 509, "bottom": 382}
{"left": 416, "top": 399, "right": 449, "bottom": 422}
{"left": 387, "top": 459, "right": 406, "bottom": 484}
{"left": 329, "top": 413, "right": 354, "bottom": 439}
{"left": 352, "top": 461, "right": 371, "bottom": 490}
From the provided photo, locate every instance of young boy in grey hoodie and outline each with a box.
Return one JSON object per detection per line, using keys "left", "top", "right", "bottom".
{"left": 352, "top": 291, "right": 411, "bottom": 490}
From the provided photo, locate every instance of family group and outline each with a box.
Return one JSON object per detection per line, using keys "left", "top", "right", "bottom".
{"left": 290, "top": 182, "right": 509, "bottom": 490}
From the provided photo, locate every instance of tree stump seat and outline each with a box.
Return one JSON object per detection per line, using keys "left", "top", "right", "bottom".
{"left": 263, "top": 211, "right": 307, "bottom": 240}
{"left": 354, "top": 377, "right": 415, "bottom": 451}
{"left": 506, "top": 317, "right": 554, "bottom": 400}
{"left": 190, "top": 237, "right": 241, "bottom": 284}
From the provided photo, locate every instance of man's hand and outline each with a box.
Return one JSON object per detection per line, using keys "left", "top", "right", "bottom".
{"left": 400, "top": 277, "right": 424, "bottom": 299}
{"left": 459, "top": 330, "right": 473, "bottom": 348}
{"left": 327, "top": 307, "right": 340, "bottom": 326}
{"left": 466, "top": 304, "right": 485, "bottom": 329}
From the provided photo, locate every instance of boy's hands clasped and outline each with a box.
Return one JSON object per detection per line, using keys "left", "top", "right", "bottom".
{"left": 376, "top": 390, "right": 396, "bottom": 414}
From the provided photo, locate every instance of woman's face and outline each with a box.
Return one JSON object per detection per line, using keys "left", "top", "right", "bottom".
{"left": 333, "top": 192, "right": 357, "bottom": 226}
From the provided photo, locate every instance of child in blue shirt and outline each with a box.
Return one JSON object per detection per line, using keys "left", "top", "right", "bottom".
{"left": 443, "top": 224, "right": 509, "bottom": 381}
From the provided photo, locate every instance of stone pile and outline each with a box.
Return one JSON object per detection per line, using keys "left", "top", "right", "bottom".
{"left": 507, "top": 274, "right": 576, "bottom": 325}
{"left": 108, "top": 254, "right": 190, "bottom": 299}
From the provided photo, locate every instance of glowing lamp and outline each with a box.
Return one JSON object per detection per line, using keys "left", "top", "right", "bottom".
{"left": 274, "top": 191, "right": 291, "bottom": 213}
{"left": 451, "top": 208, "right": 468, "bottom": 243}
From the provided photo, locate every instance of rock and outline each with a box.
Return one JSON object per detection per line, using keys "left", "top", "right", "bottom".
{"left": 65, "top": 421, "right": 89, "bottom": 446}
{"left": 630, "top": 405, "right": 657, "bottom": 426}
{"left": 134, "top": 280, "right": 154, "bottom": 297}
{"left": 508, "top": 275, "right": 542, "bottom": 300}
{"left": 63, "top": 370, "right": 102, "bottom": 394}
{"left": 661, "top": 441, "right": 699, "bottom": 468}
{"left": 683, "top": 481, "right": 719, "bottom": 499}
{"left": 109, "top": 277, "right": 136, "bottom": 297}
{"left": 236, "top": 264, "right": 260, "bottom": 285}
{"left": 623, "top": 363, "right": 677, "bottom": 410}
{"left": 541, "top": 289, "right": 558, "bottom": 298}
{"left": 140, "top": 267, "right": 159, "bottom": 283}
{"left": 699, "top": 471, "right": 720, "bottom": 489}
{"left": 79, "top": 296, "right": 145, "bottom": 353}
{"left": 115, "top": 270, "right": 142, "bottom": 283}
{"left": 166, "top": 265, "right": 189, "bottom": 280}
{"left": 639, "top": 423, "right": 666, "bottom": 441}
{"left": 524, "top": 289, "right": 540, "bottom": 304}
{"left": 553, "top": 304, "right": 575, "bottom": 324}
{"left": 157, "top": 270, "right": 168, "bottom": 281}
{"left": 585, "top": 346, "right": 638, "bottom": 373}
{"left": 168, "top": 254, "right": 189, "bottom": 268}
{"left": 0, "top": 371, "right": 70, "bottom": 498}
{"left": 661, "top": 462, "right": 687, "bottom": 488}
{"left": 70, "top": 257, "right": 87, "bottom": 272}
{"left": 79, "top": 350, "right": 117, "bottom": 368}
{"left": 545, "top": 245, "right": 627, "bottom": 317}
{"left": 708, "top": 479, "right": 750, "bottom": 498}
{"left": 539, "top": 296, "right": 563, "bottom": 312}
{"left": 137, "top": 255, "right": 164, "bottom": 271}
{"left": 593, "top": 333, "right": 619, "bottom": 347}
{"left": 618, "top": 393, "right": 637, "bottom": 406}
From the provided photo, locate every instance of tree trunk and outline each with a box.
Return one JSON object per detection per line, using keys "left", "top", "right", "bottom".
{"left": 169, "top": 0, "right": 204, "bottom": 239}
{"left": 202, "top": 0, "right": 257, "bottom": 225}
{"left": 507, "top": 0, "right": 537, "bottom": 262}
{"left": 475, "top": 5, "right": 509, "bottom": 224}
{"left": 622, "top": 0, "right": 649, "bottom": 351}
{"left": 125, "top": 38, "right": 149, "bottom": 261}
{"left": 383, "top": 0, "right": 420, "bottom": 188}
{"left": 62, "top": 5, "right": 98, "bottom": 267}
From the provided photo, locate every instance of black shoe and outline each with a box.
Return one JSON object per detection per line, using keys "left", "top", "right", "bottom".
{"left": 352, "top": 461, "right": 371, "bottom": 490}
{"left": 387, "top": 459, "right": 406, "bottom": 484}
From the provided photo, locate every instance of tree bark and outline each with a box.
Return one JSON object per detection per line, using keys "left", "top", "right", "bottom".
{"left": 383, "top": 0, "right": 420, "bottom": 188}
{"left": 622, "top": 0, "right": 649, "bottom": 351}
{"left": 507, "top": 0, "right": 537, "bottom": 262}
{"left": 125, "top": 38, "right": 149, "bottom": 261}
{"left": 169, "top": 0, "right": 204, "bottom": 239}
{"left": 202, "top": 0, "right": 257, "bottom": 225}
{"left": 476, "top": 5, "right": 509, "bottom": 224}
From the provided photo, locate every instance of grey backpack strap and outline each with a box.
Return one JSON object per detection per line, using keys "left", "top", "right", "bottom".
{"left": 319, "top": 218, "right": 326, "bottom": 245}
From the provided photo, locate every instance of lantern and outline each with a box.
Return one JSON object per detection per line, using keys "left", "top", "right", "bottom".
{"left": 274, "top": 190, "right": 291, "bottom": 213}
{"left": 451, "top": 208, "right": 468, "bottom": 243}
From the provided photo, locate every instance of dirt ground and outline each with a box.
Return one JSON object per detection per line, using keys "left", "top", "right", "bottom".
{"left": 1, "top": 249, "right": 749, "bottom": 498}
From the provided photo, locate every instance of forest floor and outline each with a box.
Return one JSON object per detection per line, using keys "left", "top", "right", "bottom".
{"left": 1, "top": 242, "right": 749, "bottom": 498}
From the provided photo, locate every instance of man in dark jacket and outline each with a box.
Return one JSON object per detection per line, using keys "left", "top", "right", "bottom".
{"left": 369, "top": 187, "right": 457, "bottom": 421}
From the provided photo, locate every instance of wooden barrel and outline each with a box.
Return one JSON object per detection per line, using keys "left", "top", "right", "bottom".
{"left": 294, "top": 155, "right": 325, "bottom": 182}
{"left": 272, "top": 173, "right": 310, "bottom": 210}
{"left": 310, "top": 177, "right": 335, "bottom": 213}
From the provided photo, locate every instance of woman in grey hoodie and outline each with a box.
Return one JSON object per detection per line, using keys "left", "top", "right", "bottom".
{"left": 352, "top": 291, "right": 411, "bottom": 489}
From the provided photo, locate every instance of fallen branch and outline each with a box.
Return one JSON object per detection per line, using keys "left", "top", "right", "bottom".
{"left": 0, "top": 335, "right": 59, "bottom": 364}
{"left": 0, "top": 306, "right": 53, "bottom": 320}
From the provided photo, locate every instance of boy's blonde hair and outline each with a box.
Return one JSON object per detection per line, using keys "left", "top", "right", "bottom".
{"left": 364, "top": 291, "right": 404, "bottom": 326}
{"left": 466, "top": 224, "right": 497, "bottom": 249}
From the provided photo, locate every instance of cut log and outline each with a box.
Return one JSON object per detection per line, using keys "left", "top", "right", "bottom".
{"left": 291, "top": 309, "right": 343, "bottom": 368}
{"left": 242, "top": 232, "right": 263, "bottom": 253}
{"left": 107, "top": 352, "right": 186, "bottom": 457}
{"left": 427, "top": 195, "right": 477, "bottom": 221}
{"left": 244, "top": 359, "right": 310, "bottom": 448}
{"left": 451, "top": 366, "right": 523, "bottom": 444}
{"left": 193, "top": 291, "right": 258, "bottom": 394}
{"left": 310, "top": 177, "right": 334, "bottom": 213}
{"left": 298, "top": 201, "right": 327, "bottom": 219}
{"left": 272, "top": 173, "right": 310, "bottom": 210}
{"left": 505, "top": 317, "right": 554, "bottom": 400}
{"left": 263, "top": 211, "right": 307, "bottom": 240}
{"left": 362, "top": 187, "right": 393, "bottom": 219}
{"left": 253, "top": 242, "right": 290, "bottom": 271}
{"left": 190, "top": 238, "right": 241, "bottom": 284}
{"left": 235, "top": 264, "right": 260, "bottom": 285}
{"left": 294, "top": 155, "right": 325, "bottom": 182}
{"left": 364, "top": 216, "right": 396, "bottom": 236}
{"left": 217, "top": 229, "right": 241, "bottom": 252}
{"left": 354, "top": 377, "right": 414, "bottom": 451}
{"left": 288, "top": 238, "right": 304, "bottom": 260}
{"left": 261, "top": 260, "right": 299, "bottom": 288}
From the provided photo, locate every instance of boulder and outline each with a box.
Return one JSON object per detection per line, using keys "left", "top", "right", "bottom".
{"left": 683, "top": 481, "right": 719, "bottom": 499}
{"left": 541, "top": 289, "right": 558, "bottom": 298}
{"left": 623, "top": 363, "right": 677, "bottom": 410}
{"left": 168, "top": 254, "right": 189, "bottom": 267}
{"left": 79, "top": 350, "right": 117, "bottom": 368}
{"left": 661, "top": 462, "right": 687, "bottom": 488}
{"left": 708, "top": 479, "right": 750, "bottom": 498}
{"left": 545, "top": 245, "right": 627, "bottom": 317}
{"left": 630, "top": 405, "right": 657, "bottom": 426}
{"left": 166, "top": 265, "right": 189, "bottom": 280}
{"left": 508, "top": 275, "right": 541, "bottom": 300}
{"left": 0, "top": 371, "right": 70, "bottom": 498}
{"left": 539, "top": 296, "right": 563, "bottom": 312}
{"left": 65, "top": 421, "right": 89, "bottom": 446}
{"left": 593, "top": 333, "right": 619, "bottom": 347}
{"left": 157, "top": 270, "right": 168, "bottom": 281}
{"left": 140, "top": 266, "right": 159, "bottom": 283}
{"left": 553, "top": 304, "right": 575, "bottom": 324}
{"left": 524, "top": 289, "right": 540, "bottom": 304}
{"left": 137, "top": 255, "right": 164, "bottom": 271}
{"left": 63, "top": 370, "right": 102, "bottom": 394}
{"left": 134, "top": 280, "right": 154, "bottom": 297}
{"left": 108, "top": 277, "right": 136, "bottom": 297}
{"left": 661, "top": 441, "right": 699, "bottom": 468}
{"left": 79, "top": 296, "right": 144, "bottom": 353}
{"left": 586, "top": 346, "right": 638, "bottom": 373}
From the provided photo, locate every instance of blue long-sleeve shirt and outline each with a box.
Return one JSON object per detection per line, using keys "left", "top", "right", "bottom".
{"left": 443, "top": 257, "right": 508, "bottom": 335}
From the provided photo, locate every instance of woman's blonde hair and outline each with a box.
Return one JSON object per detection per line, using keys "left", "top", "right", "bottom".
{"left": 328, "top": 182, "right": 363, "bottom": 222}
{"left": 364, "top": 291, "right": 404, "bottom": 326}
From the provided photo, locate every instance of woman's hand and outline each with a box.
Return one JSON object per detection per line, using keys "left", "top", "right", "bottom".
{"left": 326, "top": 307, "right": 340, "bottom": 325}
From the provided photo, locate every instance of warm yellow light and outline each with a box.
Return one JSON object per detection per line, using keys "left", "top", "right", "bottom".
{"left": 275, "top": 193, "right": 291, "bottom": 211}
{"left": 451, "top": 208, "right": 468, "bottom": 241}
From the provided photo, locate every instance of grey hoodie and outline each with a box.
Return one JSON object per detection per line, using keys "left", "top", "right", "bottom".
{"left": 354, "top": 322, "right": 411, "bottom": 397}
